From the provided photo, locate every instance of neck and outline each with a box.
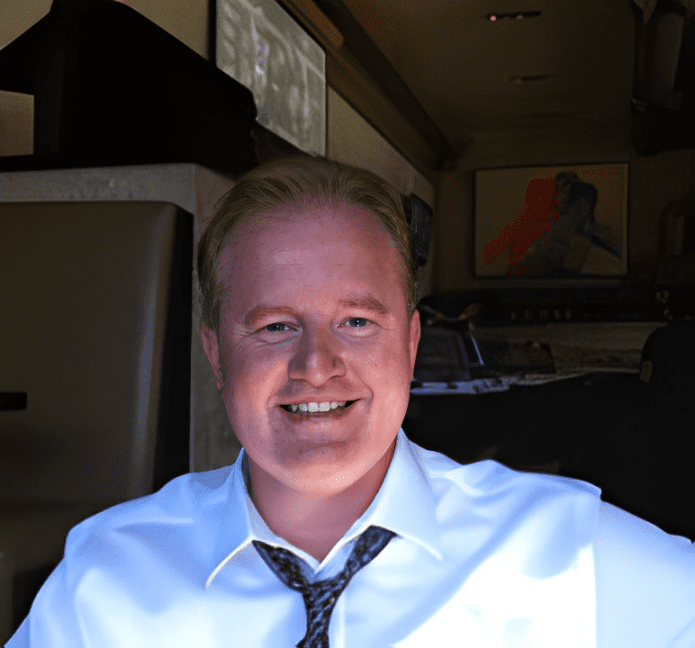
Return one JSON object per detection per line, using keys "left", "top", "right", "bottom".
{"left": 247, "top": 442, "right": 395, "bottom": 562}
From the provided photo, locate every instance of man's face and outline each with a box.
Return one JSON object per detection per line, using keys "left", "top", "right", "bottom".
{"left": 200, "top": 201, "right": 420, "bottom": 496}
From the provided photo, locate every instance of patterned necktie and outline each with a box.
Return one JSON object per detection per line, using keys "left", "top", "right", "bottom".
{"left": 253, "top": 525, "right": 396, "bottom": 648}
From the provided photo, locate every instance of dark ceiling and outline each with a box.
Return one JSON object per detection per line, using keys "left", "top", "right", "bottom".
{"left": 336, "top": 0, "right": 636, "bottom": 154}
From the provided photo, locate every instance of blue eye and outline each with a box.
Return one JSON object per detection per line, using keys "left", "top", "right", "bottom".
{"left": 264, "top": 323, "right": 291, "bottom": 332}
{"left": 345, "top": 317, "right": 370, "bottom": 328}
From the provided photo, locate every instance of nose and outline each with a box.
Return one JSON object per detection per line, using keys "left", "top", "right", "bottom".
{"left": 288, "top": 327, "right": 347, "bottom": 386}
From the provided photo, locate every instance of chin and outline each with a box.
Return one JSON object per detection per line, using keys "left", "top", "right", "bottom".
{"left": 281, "top": 444, "right": 384, "bottom": 491}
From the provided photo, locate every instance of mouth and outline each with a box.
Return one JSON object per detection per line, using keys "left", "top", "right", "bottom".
{"left": 279, "top": 400, "right": 358, "bottom": 417}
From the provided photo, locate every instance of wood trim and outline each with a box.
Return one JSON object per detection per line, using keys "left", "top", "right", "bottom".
{"left": 278, "top": 0, "right": 344, "bottom": 52}
{"left": 326, "top": 47, "right": 443, "bottom": 183}
{"left": 319, "top": 0, "right": 456, "bottom": 174}
{"left": 278, "top": 0, "right": 456, "bottom": 178}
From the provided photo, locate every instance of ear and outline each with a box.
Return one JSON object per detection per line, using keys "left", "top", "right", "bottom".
{"left": 408, "top": 308, "right": 421, "bottom": 378}
{"left": 199, "top": 322, "right": 224, "bottom": 390}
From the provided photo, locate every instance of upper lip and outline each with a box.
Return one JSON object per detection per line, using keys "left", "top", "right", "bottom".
{"left": 278, "top": 397, "right": 359, "bottom": 405}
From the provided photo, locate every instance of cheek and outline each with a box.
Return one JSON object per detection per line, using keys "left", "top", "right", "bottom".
{"left": 383, "top": 330, "right": 415, "bottom": 376}
{"left": 222, "top": 345, "right": 289, "bottom": 406}
{"left": 363, "top": 338, "right": 413, "bottom": 405}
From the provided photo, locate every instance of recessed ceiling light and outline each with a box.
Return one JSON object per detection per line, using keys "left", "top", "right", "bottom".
{"left": 487, "top": 11, "right": 542, "bottom": 21}
{"left": 529, "top": 111, "right": 568, "bottom": 118}
{"left": 510, "top": 74, "right": 555, "bottom": 84}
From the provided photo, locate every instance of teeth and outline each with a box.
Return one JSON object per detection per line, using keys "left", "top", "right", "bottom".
{"left": 287, "top": 401, "right": 348, "bottom": 414}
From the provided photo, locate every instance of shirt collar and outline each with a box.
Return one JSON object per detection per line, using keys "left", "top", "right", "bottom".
{"left": 357, "top": 429, "right": 443, "bottom": 561}
{"left": 206, "top": 450, "right": 257, "bottom": 587}
{"left": 206, "top": 428, "right": 443, "bottom": 587}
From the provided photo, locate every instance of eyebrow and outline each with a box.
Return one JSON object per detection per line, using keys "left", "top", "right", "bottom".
{"left": 243, "top": 294, "right": 391, "bottom": 327}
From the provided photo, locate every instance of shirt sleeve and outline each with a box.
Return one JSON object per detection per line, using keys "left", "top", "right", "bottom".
{"left": 5, "top": 557, "right": 84, "bottom": 648}
{"left": 594, "top": 501, "right": 695, "bottom": 647}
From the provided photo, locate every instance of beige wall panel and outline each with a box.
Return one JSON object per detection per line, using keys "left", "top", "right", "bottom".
{"left": 0, "top": 92, "right": 33, "bottom": 157}
{"left": 121, "top": 0, "right": 209, "bottom": 59}
{"left": 327, "top": 86, "right": 436, "bottom": 299}
{"left": 434, "top": 167, "right": 473, "bottom": 296}
{"left": 0, "top": 0, "right": 49, "bottom": 157}
{"left": 0, "top": 0, "right": 50, "bottom": 49}
{"left": 327, "top": 87, "right": 434, "bottom": 205}
{"left": 630, "top": 148, "right": 695, "bottom": 264}
{"left": 0, "top": 0, "right": 207, "bottom": 57}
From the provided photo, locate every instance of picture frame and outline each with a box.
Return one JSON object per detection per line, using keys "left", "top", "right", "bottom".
{"left": 214, "top": 0, "right": 327, "bottom": 156}
{"left": 474, "top": 163, "right": 629, "bottom": 279}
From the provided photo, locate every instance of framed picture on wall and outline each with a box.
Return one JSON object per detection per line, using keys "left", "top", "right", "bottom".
{"left": 214, "top": 0, "right": 326, "bottom": 156}
{"left": 474, "top": 163, "right": 629, "bottom": 279}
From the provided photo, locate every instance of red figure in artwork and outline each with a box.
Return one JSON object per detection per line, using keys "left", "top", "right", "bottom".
{"left": 482, "top": 177, "right": 560, "bottom": 275}
{"left": 482, "top": 173, "right": 618, "bottom": 277}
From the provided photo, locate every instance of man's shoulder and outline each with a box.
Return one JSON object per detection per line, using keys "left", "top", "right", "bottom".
{"left": 595, "top": 500, "right": 695, "bottom": 575}
{"left": 409, "top": 440, "right": 600, "bottom": 501}
{"left": 66, "top": 464, "right": 235, "bottom": 549}
{"left": 405, "top": 440, "right": 602, "bottom": 548}
{"left": 593, "top": 502, "right": 695, "bottom": 645}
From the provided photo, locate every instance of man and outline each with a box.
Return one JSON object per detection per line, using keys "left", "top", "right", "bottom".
{"left": 7, "top": 156, "right": 695, "bottom": 647}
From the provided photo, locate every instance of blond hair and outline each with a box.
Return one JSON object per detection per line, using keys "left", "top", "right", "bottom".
{"left": 197, "top": 156, "right": 418, "bottom": 333}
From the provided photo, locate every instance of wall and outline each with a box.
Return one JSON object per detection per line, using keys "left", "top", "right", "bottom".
{"left": 0, "top": 0, "right": 48, "bottom": 157}
{"left": 630, "top": 148, "right": 695, "bottom": 267}
{"left": 327, "top": 87, "right": 436, "bottom": 299}
{"left": 0, "top": 1, "right": 208, "bottom": 56}
{"left": 119, "top": 0, "right": 209, "bottom": 58}
{"left": 431, "top": 123, "right": 694, "bottom": 296}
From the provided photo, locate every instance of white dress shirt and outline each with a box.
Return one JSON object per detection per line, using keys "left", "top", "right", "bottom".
{"left": 7, "top": 429, "right": 695, "bottom": 647}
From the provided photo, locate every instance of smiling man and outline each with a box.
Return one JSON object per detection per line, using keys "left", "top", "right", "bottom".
{"left": 7, "top": 156, "right": 695, "bottom": 648}
{"left": 198, "top": 176, "right": 420, "bottom": 563}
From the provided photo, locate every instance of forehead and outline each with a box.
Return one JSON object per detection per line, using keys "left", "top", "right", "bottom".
{"left": 228, "top": 201, "right": 400, "bottom": 262}
{"left": 218, "top": 202, "right": 407, "bottom": 313}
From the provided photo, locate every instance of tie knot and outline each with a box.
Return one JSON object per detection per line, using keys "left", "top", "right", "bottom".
{"left": 252, "top": 542, "right": 309, "bottom": 591}
{"left": 344, "top": 525, "right": 395, "bottom": 576}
